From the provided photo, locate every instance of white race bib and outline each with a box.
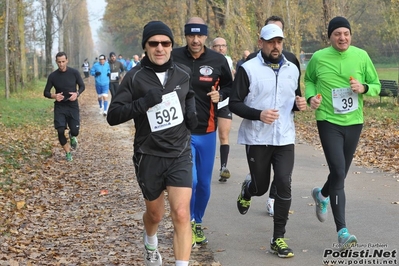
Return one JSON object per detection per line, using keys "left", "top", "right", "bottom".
{"left": 332, "top": 87, "right": 358, "bottom": 114}
{"left": 147, "top": 91, "right": 183, "bottom": 132}
{"left": 110, "top": 72, "right": 118, "bottom": 81}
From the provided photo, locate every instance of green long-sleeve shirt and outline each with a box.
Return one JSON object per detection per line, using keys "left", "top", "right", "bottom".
{"left": 304, "top": 45, "right": 381, "bottom": 126}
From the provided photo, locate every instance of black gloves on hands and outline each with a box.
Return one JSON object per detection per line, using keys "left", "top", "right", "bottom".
{"left": 95, "top": 71, "right": 101, "bottom": 77}
{"left": 185, "top": 112, "right": 198, "bottom": 130}
{"left": 115, "top": 76, "right": 119, "bottom": 80}
{"left": 137, "top": 88, "right": 163, "bottom": 113}
{"left": 144, "top": 88, "right": 163, "bottom": 108}
{"left": 107, "top": 73, "right": 110, "bottom": 77}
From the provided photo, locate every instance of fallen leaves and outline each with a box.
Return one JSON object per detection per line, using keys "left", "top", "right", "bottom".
{"left": 0, "top": 83, "right": 219, "bottom": 265}
{"left": 16, "top": 201, "right": 25, "bottom": 210}
{"left": 2, "top": 85, "right": 398, "bottom": 265}
{"left": 296, "top": 111, "right": 399, "bottom": 173}
{"left": 99, "top": 189, "right": 109, "bottom": 196}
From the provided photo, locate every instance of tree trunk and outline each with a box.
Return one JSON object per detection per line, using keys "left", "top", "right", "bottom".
{"left": 17, "top": 0, "right": 27, "bottom": 90}
{"left": 4, "top": 0, "right": 10, "bottom": 99}
{"left": 45, "top": 0, "right": 54, "bottom": 77}
{"left": 57, "top": 2, "right": 64, "bottom": 52}
{"left": 33, "top": 52, "right": 39, "bottom": 80}
{"left": 322, "top": 0, "right": 332, "bottom": 46}
{"left": 8, "top": 0, "right": 19, "bottom": 94}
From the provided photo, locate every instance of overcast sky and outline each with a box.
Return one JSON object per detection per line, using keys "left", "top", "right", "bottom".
{"left": 86, "top": 0, "right": 106, "bottom": 42}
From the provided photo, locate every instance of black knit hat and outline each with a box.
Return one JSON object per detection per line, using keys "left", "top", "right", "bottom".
{"left": 328, "top": 16, "right": 351, "bottom": 38}
{"left": 142, "top": 21, "right": 174, "bottom": 49}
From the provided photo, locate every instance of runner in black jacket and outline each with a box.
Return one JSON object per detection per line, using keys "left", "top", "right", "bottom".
{"left": 43, "top": 51, "right": 85, "bottom": 162}
{"left": 172, "top": 17, "right": 233, "bottom": 247}
{"left": 107, "top": 21, "right": 196, "bottom": 266}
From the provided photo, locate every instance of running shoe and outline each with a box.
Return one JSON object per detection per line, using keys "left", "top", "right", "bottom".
{"left": 191, "top": 220, "right": 196, "bottom": 248}
{"left": 270, "top": 237, "right": 294, "bottom": 258}
{"left": 194, "top": 224, "right": 208, "bottom": 245}
{"left": 338, "top": 228, "right": 357, "bottom": 250}
{"left": 65, "top": 152, "right": 73, "bottom": 162}
{"left": 237, "top": 174, "right": 251, "bottom": 215}
{"left": 266, "top": 198, "right": 275, "bottom": 217}
{"left": 99, "top": 107, "right": 103, "bottom": 114}
{"left": 218, "top": 167, "right": 231, "bottom": 182}
{"left": 70, "top": 136, "right": 78, "bottom": 150}
{"left": 311, "top": 187, "right": 329, "bottom": 222}
{"left": 103, "top": 110, "right": 107, "bottom": 116}
{"left": 143, "top": 245, "right": 162, "bottom": 266}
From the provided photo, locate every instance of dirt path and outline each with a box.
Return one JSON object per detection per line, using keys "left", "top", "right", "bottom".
{"left": 0, "top": 81, "right": 217, "bottom": 266}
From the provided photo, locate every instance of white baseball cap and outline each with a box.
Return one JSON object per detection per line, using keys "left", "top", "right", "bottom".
{"left": 260, "top": 24, "right": 284, "bottom": 41}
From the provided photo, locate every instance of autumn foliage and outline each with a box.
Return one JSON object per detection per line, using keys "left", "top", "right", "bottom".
{"left": 0, "top": 83, "right": 398, "bottom": 264}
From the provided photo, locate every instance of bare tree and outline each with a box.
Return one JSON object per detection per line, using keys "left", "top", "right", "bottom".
{"left": 53, "top": 0, "right": 81, "bottom": 52}
{"left": 4, "top": 0, "right": 10, "bottom": 99}
{"left": 17, "top": 0, "right": 27, "bottom": 90}
{"left": 45, "top": 0, "right": 54, "bottom": 76}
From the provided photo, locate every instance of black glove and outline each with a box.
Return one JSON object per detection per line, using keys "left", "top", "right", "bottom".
{"left": 107, "top": 73, "right": 110, "bottom": 77}
{"left": 95, "top": 71, "right": 101, "bottom": 77}
{"left": 141, "top": 88, "right": 163, "bottom": 110}
{"left": 185, "top": 112, "right": 198, "bottom": 130}
{"left": 115, "top": 76, "right": 119, "bottom": 80}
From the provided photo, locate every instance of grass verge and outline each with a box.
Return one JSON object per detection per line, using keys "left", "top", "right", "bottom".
{"left": 0, "top": 81, "right": 54, "bottom": 189}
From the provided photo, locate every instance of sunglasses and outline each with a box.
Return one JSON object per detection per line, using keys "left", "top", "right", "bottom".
{"left": 147, "top": 41, "right": 172, "bottom": 48}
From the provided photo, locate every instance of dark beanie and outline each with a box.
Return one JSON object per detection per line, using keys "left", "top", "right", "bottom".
{"left": 142, "top": 21, "right": 174, "bottom": 49}
{"left": 328, "top": 16, "right": 351, "bottom": 38}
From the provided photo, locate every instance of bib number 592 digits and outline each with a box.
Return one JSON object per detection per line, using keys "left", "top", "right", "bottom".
{"left": 147, "top": 91, "right": 183, "bottom": 132}
{"left": 156, "top": 107, "right": 178, "bottom": 124}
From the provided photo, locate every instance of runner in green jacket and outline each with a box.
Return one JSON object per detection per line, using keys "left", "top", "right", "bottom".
{"left": 304, "top": 16, "right": 381, "bottom": 250}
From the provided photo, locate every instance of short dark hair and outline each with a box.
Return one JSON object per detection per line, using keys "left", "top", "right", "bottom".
{"left": 265, "top": 15, "right": 285, "bottom": 31}
{"left": 55, "top": 51, "right": 67, "bottom": 59}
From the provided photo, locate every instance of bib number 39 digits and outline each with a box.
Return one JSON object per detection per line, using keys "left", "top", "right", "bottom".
{"left": 332, "top": 87, "right": 358, "bottom": 114}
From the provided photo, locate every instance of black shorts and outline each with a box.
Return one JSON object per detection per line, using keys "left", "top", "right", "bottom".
{"left": 217, "top": 105, "right": 232, "bottom": 120}
{"left": 133, "top": 153, "right": 193, "bottom": 201}
{"left": 84, "top": 71, "right": 89, "bottom": 78}
{"left": 54, "top": 103, "right": 80, "bottom": 130}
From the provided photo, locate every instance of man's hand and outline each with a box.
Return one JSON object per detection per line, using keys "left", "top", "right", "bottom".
{"left": 349, "top": 76, "right": 366, "bottom": 94}
{"left": 206, "top": 78, "right": 220, "bottom": 103}
{"left": 310, "top": 94, "right": 322, "bottom": 109}
{"left": 54, "top": 92, "right": 65, "bottom": 102}
{"left": 68, "top": 92, "right": 79, "bottom": 101}
{"left": 143, "top": 88, "right": 163, "bottom": 108}
{"left": 295, "top": 96, "right": 307, "bottom": 111}
{"left": 207, "top": 90, "right": 220, "bottom": 103}
{"left": 185, "top": 112, "right": 198, "bottom": 130}
{"left": 95, "top": 71, "right": 101, "bottom": 77}
{"left": 260, "top": 109, "right": 279, "bottom": 124}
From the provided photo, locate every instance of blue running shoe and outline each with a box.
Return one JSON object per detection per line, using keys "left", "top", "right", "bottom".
{"left": 311, "top": 187, "right": 329, "bottom": 222}
{"left": 338, "top": 228, "right": 357, "bottom": 250}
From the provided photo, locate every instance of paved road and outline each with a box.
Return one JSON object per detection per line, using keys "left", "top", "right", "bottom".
{"left": 203, "top": 117, "right": 399, "bottom": 266}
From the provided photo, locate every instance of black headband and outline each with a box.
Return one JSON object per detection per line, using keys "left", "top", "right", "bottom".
{"left": 184, "top": 23, "right": 208, "bottom": 36}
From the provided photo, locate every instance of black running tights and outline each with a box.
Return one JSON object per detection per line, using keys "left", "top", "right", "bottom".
{"left": 317, "top": 121, "right": 362, "bottom": 232}
{"left": 245, "top": 144, "right": 294, "bottom": 239}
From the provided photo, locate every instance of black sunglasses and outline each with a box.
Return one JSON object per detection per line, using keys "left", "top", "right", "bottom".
{"left": 147, "top": 41, "right": 172, "bottom": 48}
